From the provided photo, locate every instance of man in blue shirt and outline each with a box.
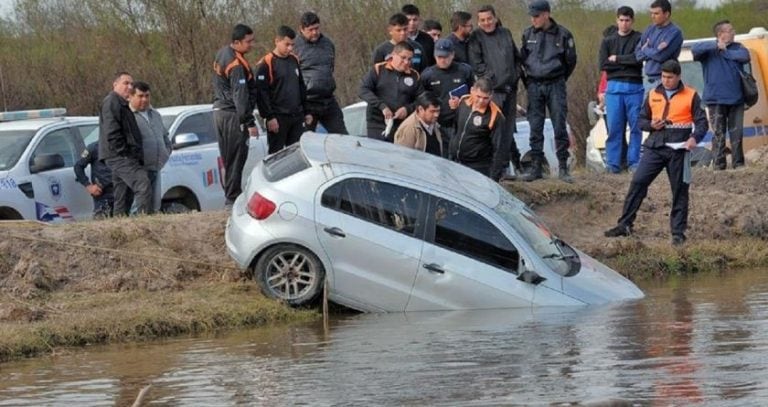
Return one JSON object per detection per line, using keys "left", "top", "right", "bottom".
{"left": 635, "top": 0, "right": 683, "bottom": 91}
{"left": 692, "top": 20, "right": 751, "bottom": 170}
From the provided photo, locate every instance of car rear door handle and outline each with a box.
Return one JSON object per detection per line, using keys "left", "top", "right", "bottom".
{"left": 423, "top": 263, "right": 445, "bottom": 274}
{"left": 323, "top": 227, "right": 346, "bottom": 238}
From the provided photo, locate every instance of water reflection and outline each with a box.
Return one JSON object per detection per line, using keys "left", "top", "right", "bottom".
{"left": 1, "top": 270, "right": 768, "bottom": 405}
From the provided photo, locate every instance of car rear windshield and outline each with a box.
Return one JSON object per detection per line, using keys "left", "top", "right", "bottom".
{"left": 262, "top": 144, "right": 310, "bottom": 182}
{"left": 0, "top": 130, "right": 35, "bottom": 171}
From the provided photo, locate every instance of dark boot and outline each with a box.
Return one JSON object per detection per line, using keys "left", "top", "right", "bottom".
{"left": 521, "top": 158, "right": 543, "bottom": 182}
{"left": 558, "top": 162, "right": 573, "bottom": 183}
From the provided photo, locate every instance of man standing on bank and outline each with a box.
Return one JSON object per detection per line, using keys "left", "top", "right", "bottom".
{"left": 635, "top": 0, "right": 683, "bottom": 92}
{"left": 213, "top": 24, "right": 259, "bottom": 208}
{"left": 99, "top": 71, "right": 151, "bottom": 215}
{"left": 692, "top": 20, "right": 751, "bottom": 170}
{"left": 256, "top": 26, "right": 312, "bottom": 154}
{"left": 520, "top": 0, "right": 577, "bottom": 183}
{"left": 295, "top": 12, "right": 348, "bottom": 135}
{"left": 604, "top": 60, "right": 708, "bottom": 246}
{"left": 468, "top": 4, "right": 524, "bottom": 176}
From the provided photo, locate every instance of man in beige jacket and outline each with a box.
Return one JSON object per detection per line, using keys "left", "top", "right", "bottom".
{"left": 394, "top": 92, "right": 443, "bottom": 156}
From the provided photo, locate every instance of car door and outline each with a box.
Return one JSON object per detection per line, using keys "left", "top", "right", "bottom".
{"left": 315, "top": 177, "right": 426, "bottom": 312}
{"left": 407, "top": 195, "right": 535, "bottom": 311}
{"left": 26, "top": 126, "right": 93, "bottom": 221}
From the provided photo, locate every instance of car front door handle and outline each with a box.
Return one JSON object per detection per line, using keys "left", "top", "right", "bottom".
{"left": 423, "top": 263, "right": 445, "bottom": 274}
{"left": 323, "top": 227, "right": 346, "bottom": 238}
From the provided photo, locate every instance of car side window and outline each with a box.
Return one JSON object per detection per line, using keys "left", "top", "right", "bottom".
{"left": 175, "top": 112, "right": 215, "bottom": 144}
{"left": 75, "top": 124, "right": 99, "bottom": 147}
{"left": 322, "top": 178, "right": 423, "bottom": 237}
{"left": 432, "top": 198, "right": 519, "bottom": 273}
{"left": 31, "top": 128, "right": 79, "bottom": 167}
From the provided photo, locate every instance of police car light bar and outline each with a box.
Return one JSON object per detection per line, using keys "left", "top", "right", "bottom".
{"left": 0, "top": 108, "right": 67, "bottom": 122}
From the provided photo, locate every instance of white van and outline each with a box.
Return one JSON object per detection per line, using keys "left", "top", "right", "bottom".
{"left": 586, "top": 27, "right": 768, "bottom": 172}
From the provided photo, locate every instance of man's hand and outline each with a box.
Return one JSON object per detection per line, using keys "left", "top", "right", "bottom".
{"left": 717, "top": 39, "right": 727, "bottom": 51}
{"left": 86, "top": 183, "right": 102, "bottom": 197}
{"left": 608, "top": 55, "right": 617, "bottom": 63}
{"left": 448, "top": 96, "right": 460, "bottom": 110}
{"left": 267, "top": 118, "right": 279, "bottom": 133}
{"left": 247, "top": 126, "right": 259, "bottom": 138}
{"left": 394, "top": 107, "right": 408, "bottom": 120}
{"left": 684, "top": 136, "right": 697, "bottom": 151}
{"left": 658, "top": 41, "right": 668, "bottom": 50}
{"left": 382, "top": 107, "right": 393, "bottom": 120}
{"left": 651, "top": 119, "right": 666, "bottom": 130}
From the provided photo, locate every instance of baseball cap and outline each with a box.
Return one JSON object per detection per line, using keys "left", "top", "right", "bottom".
{"left": 434, "top": 38, "right": 454, "bottom": 57}
{"left": 528, "top": 0, "right": 551, "bottom": 16}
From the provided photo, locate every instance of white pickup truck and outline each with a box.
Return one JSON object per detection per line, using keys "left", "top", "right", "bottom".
{"left": 0, "top": 106, "right": 268, "bottom": 221}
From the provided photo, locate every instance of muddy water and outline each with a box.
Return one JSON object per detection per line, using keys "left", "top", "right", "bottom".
{"left": 1, "top": 269, "right": 768, "bottom": 406}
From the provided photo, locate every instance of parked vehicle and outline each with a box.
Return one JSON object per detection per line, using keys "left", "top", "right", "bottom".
{"left": 341, "top": 101, "right": 575, "bottom": 175}
{"left": 0, "top": 105, "right": 268, "bottom": 221}
{"left": 225, "top": 133, "right": 644, "bottom": 312}
{"left": 586, "top": 27, "right": 768, "bottom": 172}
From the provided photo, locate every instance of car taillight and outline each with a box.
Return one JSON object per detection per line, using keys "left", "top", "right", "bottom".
{"left": 246, "top": 193, "right": 276, "bottom": 220}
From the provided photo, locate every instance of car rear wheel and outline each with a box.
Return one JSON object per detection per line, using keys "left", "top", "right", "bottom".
{"left": 254, "top": 244, "right": 325, "bottom": 307}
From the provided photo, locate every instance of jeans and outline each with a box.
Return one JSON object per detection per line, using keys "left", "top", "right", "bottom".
{"left": 605, "top": 80, "right": 644, "bottom": 172}
{"left": 707, "top": 104, "right": 745, "bottom": 169}
{"left": 527, "top": 78, "right": 569, "bottom": 163}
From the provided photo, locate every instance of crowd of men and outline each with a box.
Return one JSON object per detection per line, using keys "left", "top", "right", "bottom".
{"left": 95, "top": 0, "right": 753, "bottom": 246}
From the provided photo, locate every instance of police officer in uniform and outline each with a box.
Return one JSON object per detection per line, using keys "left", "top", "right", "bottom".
{"left": 520, "top": 0, "right": 577, "bottom": 183}
{"left": 359, "top": 41, "right": 423, "bottom": 141}
{"left": 450, "top": 78, "right": 511, "bottom": 182}
{"left": 604, "top": 60, "right": 708, "bottom": 246}
{"left": 74, "top": 141, "right": 114, "bottom": 218}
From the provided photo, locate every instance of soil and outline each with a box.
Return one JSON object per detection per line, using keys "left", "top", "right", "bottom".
{"left": 2, "top": 147, "right": 768, "bottom": 325}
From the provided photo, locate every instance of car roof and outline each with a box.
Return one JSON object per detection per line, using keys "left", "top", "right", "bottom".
{"left": 0, "top": 116, "right": 96, "bottom": 131}
{"left": 303, "top": 133, "right": 501, "bottom": 208}
{"left": 155, "top": 104, "right": 212, "bottom": 116}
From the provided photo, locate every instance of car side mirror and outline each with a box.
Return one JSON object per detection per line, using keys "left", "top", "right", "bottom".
{"left": 29, "top": 153, "right": 65, "bottom": 173}
{"left": 517, "top": 259, "right": 546, "bottom": 285}
{"left": 172, "top": 132, "right": 200, "bottom": 150}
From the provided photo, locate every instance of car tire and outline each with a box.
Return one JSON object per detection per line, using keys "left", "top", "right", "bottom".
{"left": 254, "top": 244, "right": 325, "bottom": 307}
{"left": 161, "top": 201, "right": 194, "bottom": 214}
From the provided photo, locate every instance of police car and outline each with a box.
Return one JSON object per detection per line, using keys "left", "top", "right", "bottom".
{"left": 0, "top": 106, "right": 268, "bottom": 221}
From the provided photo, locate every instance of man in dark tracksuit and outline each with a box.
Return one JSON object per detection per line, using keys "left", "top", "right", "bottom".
{"left": 421, "top": 38, "right": 474, "bottom": 156}
{"left": 359, "top": 41, "right": 423, "bottom": 141}
{"left": 604, "top": 60, "right": 708, "bottom": 246}
{"left": 213, "top": 23, "right": 259, "bottom": 207}
{"left": 450, "top": 78, "right": 511, "bottom": 182}
{"left": 468, "top": 4, "right": 523, "bottom": 175}
{"left": 372, "top": 13, "right": 426, "bottom": 73}
{"left": 98, "top": 71, "right": 151, "bottom": 215}
{"left": 521, "top": 0, "right": 577, "bottom": 183}
{"left": 295, "top": 12, "right": 348, "bottom": 134}
{"left": 256, "top": 25, "right": 311, "bottom": 154}
{"left": 74, "top": 141, "right": 114, "bottom": 218}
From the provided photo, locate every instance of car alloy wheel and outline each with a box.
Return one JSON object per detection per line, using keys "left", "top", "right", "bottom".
{"left": 255, "top": 244, "right": 325, "bottom": 306}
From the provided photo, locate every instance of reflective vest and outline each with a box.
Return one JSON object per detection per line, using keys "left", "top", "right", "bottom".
{"left": 648, "top": 85, "right": 696, "bottom": 129}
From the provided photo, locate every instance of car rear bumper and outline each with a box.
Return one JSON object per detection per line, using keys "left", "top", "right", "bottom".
{"left": 225, "top": 197, "right": 275, "bottom": 269}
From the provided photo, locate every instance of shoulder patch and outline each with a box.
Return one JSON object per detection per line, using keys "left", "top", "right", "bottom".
{"left": 81, "top": 149, "right": 89, "bottom": 159}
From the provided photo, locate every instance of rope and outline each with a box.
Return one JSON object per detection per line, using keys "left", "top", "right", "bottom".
{"left": 6, "top": 233, "right": 240, "bottom": 270}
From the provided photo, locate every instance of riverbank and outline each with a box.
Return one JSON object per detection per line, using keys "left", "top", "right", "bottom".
{"left": 2, "top": 157, "right": 767, "bottom": 362}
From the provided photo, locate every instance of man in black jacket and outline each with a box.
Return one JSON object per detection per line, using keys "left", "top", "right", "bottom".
{"left": 372, "top": 13, "right": 426, "bottom": 73}
{"left": 295, "top": 12, "right": 348, "bottom": 135}
{"left": 98, "top": 71, "right": 151, "bottom": 215}
{"left": 468, "top": 4, "right": 523, "bottom": 176}
{"left": 450, "top": 78, "right": 511, "bottom": 182}
{"left": 74, "top": 141, "right": 114, "bottom": 218}
{"left": 402, "top": 4, "right": 435, "bottom": 68}
{"left": 256, "top": 25, "right": 311, "bottom": 154}
{"left": 360, "top": 41, "right": 423, "bottom": 141}
{"left": 521, "top": 0, "right": 577, "bottom": 183}
{"left": 213, "top": 23, "right": 259, "bottom": 207}
{"left": 599, "top": 6, "right": 644, "bottom": 174}
{"left": 447, "top": 11, "right": 473, "bottom": 64}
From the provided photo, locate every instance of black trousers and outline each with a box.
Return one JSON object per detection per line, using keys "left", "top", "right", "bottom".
{"left": 267, "top": 114, "right": 305, "bottom": 154}
{"left": 306, "top": 99, "right": 348, "bottom": 134}
{"left": 214, "top": 110, "right": 249, "bottom": 204}
{"left": 617, "top": 146, "right": 690, "bottom": 236}
{"left": 527, "top": 78, "right": 570, "bottom": 164}
{"left": 708, "top": 104, "right": 745, "bottom": 169}
{"left": 492, "top": 89, "right": 521, "bottom": 168}
{"left": 106, "top": 157, "right": 152, "bottom": 216}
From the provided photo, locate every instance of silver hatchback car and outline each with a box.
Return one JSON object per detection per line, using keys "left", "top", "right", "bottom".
{"left": 226, "top": 133, "right": 643, "bottom": 312}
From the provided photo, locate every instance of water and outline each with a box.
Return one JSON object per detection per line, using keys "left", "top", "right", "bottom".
{"left": 1, "top": 269, "right": 768, "bottom": 406}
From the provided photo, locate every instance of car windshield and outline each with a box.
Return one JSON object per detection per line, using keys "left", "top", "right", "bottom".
{"left": 161, "top": 114, "right": 177, "bottom": 131}
{"left": 0, "top": 130, "right": 35, "bottom": 170}
{"left": 493, "top": 186, "right": 580, "bottom": 276}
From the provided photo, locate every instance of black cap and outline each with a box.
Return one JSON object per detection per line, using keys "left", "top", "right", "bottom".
{"left": 528, "top": 0, "right": 551, "bottom": 16}
{"left": 434, "top": 38, "right": 454, "bottom": 57}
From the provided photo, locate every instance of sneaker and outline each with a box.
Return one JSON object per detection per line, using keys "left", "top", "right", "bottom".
{"left": 558, "top": 167, "right": 574, "bottom": 184}
{"left": 671, "top": 234, "right": 687, "bottom": 246}
{"left": 604, "top": 224, "right": 632, "bottom": 237}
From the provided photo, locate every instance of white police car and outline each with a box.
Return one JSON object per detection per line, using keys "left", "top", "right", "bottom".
{"left": 0, "top": 106, "right": 268, "bottom": 221}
